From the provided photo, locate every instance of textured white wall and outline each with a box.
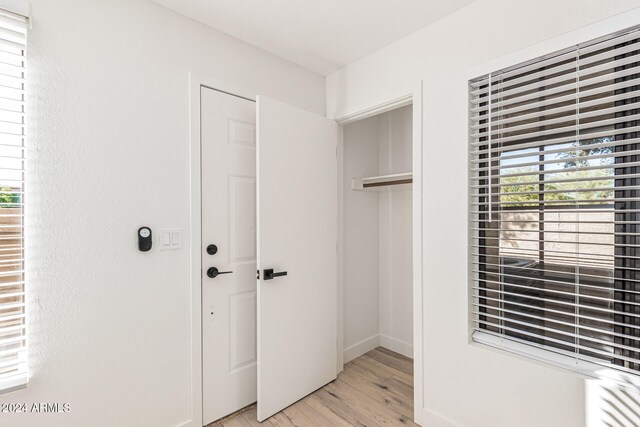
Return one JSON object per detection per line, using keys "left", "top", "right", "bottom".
{"left": 327, "top": 1, "right": 640, "bottom": 427}
{"left": 0, "top": 0, "right": 325, "bottom": 426}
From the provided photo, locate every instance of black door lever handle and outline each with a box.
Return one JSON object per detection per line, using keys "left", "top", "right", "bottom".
{"left": 207, "top": 267, "right": 233, "bottom": 278}
{"left": 263, "top": 268, "right": 287, "bottom": 280}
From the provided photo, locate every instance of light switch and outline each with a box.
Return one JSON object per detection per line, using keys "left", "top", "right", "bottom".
{"left": 160, "top": 228, "right": 182, "bottom": 250}
{"left": 171, "top": 231, "right": 181, "bottom": 247}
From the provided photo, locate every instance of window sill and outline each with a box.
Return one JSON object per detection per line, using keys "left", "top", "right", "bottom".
{"left": 0, "top": 374, "right": 26, "bottom": 395}
{"left": 472, "top": 330, "right": 640, "bottom": 390}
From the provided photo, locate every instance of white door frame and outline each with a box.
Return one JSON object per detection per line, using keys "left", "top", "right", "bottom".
{"left": 187, "top": 73, "right": 259, "bottom": 427}
{"left": 188, "top": 74, "right": 424, "bottom": 427}
{"left": 334, "top": 82, "right": 424, "bottom": 426}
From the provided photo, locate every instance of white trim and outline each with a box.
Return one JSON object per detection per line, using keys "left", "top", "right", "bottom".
{"left": 187, "top": 73, "right": 203, "bottom": 427}
{"left": 473, "top": 331, "right": 640, "bottom": 392}
{"left": 0, "top": 0, "right": 29, "bottom": 18}
{"left": 0, "top": 374, "right": 26, "bottom": 395}
{"left": 412, "top": 80, "right": 424, "bottom": 427}
{"left": 343, "top": 333, "right": 414, "bottom": 364}
{"left": 192, "top": 73, "right": 259, "bottom": 102}
{"left": 188, "top": 73, "right": 259, "bottom": 427}
{"left": 343, "top": 335, "right": 380, "bottom": 363}
{"left": 336, "top": 126, "right": 344, "bottom": 373}
{"left": 421, "top": 407, "right": 463, "bottom": 427}
{"left": 379, "top": 335, "right": 413, "bottom": 359}
{"left": 334, "top": 93, "right": 413, "bottom": 125}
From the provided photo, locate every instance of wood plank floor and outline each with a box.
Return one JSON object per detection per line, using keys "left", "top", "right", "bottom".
{"left": 209, "top": 347, "right": 416, "bottom": 427}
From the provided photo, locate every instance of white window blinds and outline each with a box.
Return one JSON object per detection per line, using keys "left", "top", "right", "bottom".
{"left": 470, "top": 25, "right": 640, "bottom": 379}
{"left": 0, "top": 7, "right": 27, "bottom": 393}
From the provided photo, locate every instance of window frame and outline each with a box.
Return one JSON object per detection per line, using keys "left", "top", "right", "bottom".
{"left": 468, "top": 22, "right": 640, "bottom": 386}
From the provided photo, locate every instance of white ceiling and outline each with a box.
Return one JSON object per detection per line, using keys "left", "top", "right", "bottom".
{"left": 152, "top": 0, "right": 476, "bottom": 75}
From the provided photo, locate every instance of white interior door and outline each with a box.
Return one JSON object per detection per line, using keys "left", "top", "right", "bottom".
{"left": 256, "top": 96, "right": 338, "bottom": 421}
{"left": 201, "top": 87, "right": 257, "bottom": 425}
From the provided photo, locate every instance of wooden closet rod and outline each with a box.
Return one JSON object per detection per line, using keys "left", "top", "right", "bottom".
{"left": 363, "top": 178, "right": 413, "bottom": 188}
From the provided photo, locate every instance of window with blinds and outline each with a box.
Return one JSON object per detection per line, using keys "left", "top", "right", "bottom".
{"left": 0, "top": 8, "right": 27, "bottom": 393}
{"left": 469, "top": 25, "right": 640, "bottom": 379}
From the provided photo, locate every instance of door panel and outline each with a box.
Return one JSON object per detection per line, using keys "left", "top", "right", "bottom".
{"left": 229, "top": 176, "right": 256, "bottom": 262}
{"left": 229, "top": 291, "right": 257, "bottom": 372}
{"left": 201, "top": 87, "right": 257, "bottom": 425}
{"left": 256, "top": 96, "right": 338, "bottom": 421}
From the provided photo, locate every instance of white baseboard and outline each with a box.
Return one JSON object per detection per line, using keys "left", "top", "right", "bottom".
{"left": 379, "top": 334, "right": 413, "bottom": 359}
{"left": 420, "top": 407, "right": 462, "bottom": 427}
{"left": 343, "top": 334, "right": 380, "bottom": 363}
{"left": 175, "top": 418, "right": 197, "bottom": 427}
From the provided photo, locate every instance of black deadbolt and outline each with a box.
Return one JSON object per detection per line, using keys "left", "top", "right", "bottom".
{"left": 206, "top": 244, "right": 218, "bottom": 255}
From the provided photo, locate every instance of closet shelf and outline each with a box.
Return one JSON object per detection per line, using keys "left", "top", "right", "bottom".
{"left": 351, "top": 172, "right": 413, "bottom": 191}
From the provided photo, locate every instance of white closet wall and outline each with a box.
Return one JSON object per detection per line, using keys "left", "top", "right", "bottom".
{"left": 343, "top": 105, "right": 413, "bottom": 362}
{"left": 378, "top": 106, "right": 413, "bottom": 357}
{"left": 343, "top": 116, "right": 381, "bottom": 361}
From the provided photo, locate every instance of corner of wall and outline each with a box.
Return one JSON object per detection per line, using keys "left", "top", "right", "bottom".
{"left": 343, "top": 334, "right": 380, "bottom": 363}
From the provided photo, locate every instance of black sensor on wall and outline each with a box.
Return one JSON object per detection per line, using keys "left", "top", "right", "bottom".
{"left": 138, "top": 227, "right": 152, "bottom": 252}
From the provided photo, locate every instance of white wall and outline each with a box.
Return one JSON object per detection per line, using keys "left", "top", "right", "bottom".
{"left": 342, "top": 115, "right": 380, "bottom": 361}
{"left": 342, "top": 106, "right": 413, "bottom": 361}
{"left": 378, "top": 106, "right": 413, "bottom": 357}
{"left": 327, "top": 1, "right": 640, "bottom": 427}
{"left": 2, "top": 1, "right": 324, "bottom": 426}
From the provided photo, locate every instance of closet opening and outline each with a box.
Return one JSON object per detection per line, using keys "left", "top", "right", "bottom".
{"left": 339, "top": 103, "right": 415, "bottom": 418}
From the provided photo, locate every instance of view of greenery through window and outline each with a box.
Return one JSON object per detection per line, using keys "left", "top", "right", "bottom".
{"left": 0, "top": 186, "right": 21, "bottom": 208}
{"left": 499, "top": 137, "right": 614, "bottom": 206}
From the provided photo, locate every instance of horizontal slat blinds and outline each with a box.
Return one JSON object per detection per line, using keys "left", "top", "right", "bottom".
{"left": 469, "top": 25, "right": 640, "bottom": 377}
{"left": 0, "top": 8, "right": 26, "bottom": 394}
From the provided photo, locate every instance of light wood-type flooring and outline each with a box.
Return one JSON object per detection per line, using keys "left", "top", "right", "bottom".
{"left": 208, "top": 347, "right": 417, "bottom": 427}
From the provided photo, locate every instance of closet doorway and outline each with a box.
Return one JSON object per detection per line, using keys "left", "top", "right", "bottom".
{"left": 341, "top": 104, "right": 414, "bottom": 361}
{"left": 337, "top": 97, "right": 423, "bottom": 424}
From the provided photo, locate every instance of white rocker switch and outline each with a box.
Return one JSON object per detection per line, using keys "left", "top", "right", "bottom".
{"left": 160, "top": 228, "right": 181, "bottom": 250}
